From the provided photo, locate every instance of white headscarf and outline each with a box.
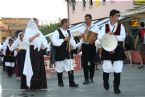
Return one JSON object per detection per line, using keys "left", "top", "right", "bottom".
{"left": 1, "top": 37, "right": 13, "bottom": 51}
{"left": 0, "top": 43, "right": 1, "bottom": 51}
{"left": 10, "top": 32, "right": 24, "bottom": 51}
{"left": 17, "top": 32, "right": 23, "bottom": 41}
{"left": 1, "top": 37, "right": 14, "bottom": 55}
{"left": 24, "top": 18, "right": 48, "bottom": 51}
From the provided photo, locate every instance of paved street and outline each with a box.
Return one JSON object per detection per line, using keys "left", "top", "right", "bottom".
{"left": 0, "top": 64, "right": 145, "bottom": 97}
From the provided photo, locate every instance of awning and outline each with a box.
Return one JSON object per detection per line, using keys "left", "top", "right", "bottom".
{"left": 69, "top": 17, "right": 125, "bottom": 35}
{"left": 45, "top": 17, "right": 126, "bottom": 39}
{"left": 121, "top": 6, "right": 145, "bottom": 18}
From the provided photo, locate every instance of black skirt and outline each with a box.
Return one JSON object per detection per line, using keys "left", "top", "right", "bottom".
{"left": 16, "top": 50, "right": 26, "bottom": 77}
{"left": 21, "top": 46, "right": 47, "bottom": 89}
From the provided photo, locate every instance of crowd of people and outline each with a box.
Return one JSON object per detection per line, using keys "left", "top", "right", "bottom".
{"left": 0, "top": 9, "right": 145, "bottom": 94}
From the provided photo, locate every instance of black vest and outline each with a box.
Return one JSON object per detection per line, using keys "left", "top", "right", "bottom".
{"left": 5, "top": 46, "right": 15, "bottom": 62}
{"left": 105, "top": 23, "right": 121, "bottom": 35}
{"left": 101, "top": 23, "right": 126, "bottom": 61}
{"left": 54, "top": 29, "right": 71, "bottom": 61}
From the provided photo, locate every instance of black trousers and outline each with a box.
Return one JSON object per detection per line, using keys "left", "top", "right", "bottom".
{"left": 82, "top": 43, "right": 96, "bottom": 81}
{"left": 103, "top": 72, "right": 120, "bottom": 88}
{"left": 2, "top": 57, "right": 6, "bottom": 71}
{"left": 7, "top": 66, "right": 13, "bottom": 76}
{"left": 57, "top": 70, "right": 76, "bottom": 85}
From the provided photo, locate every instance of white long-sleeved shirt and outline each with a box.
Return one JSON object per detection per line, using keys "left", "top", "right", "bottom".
{"left": 52, "top": 28, "right": 82, "bottom": 49}
{"left": 79, "top": 23, "right": 100, "bottom": 43}
{"left": 98, "top": 22, "right": 126, "bottom": 42}
{"left": 10, "top": 40, "right": 28, "bottom": 51}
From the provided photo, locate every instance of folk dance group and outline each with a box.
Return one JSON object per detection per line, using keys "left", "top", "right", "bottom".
{"left": 0, "top": 9, "right": 126, "bottom": 94}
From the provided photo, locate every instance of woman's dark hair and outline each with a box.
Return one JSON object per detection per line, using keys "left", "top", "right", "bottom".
{"left": 9, "top": 38, "right": 14, "bottom": 43}
{"left": 15, "top": 30, "right": 23, "bottom": 37}
{"left": 2, "top": 37, "right": 6, "bottom": 41}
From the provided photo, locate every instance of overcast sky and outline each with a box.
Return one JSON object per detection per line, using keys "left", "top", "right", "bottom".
{"left": 0, "top": 0, "right": 68, "bottom": 24}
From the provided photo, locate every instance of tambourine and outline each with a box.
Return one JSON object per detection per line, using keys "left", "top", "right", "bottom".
{"left": 101, "top": 33, "right": 118, "bottom": 51}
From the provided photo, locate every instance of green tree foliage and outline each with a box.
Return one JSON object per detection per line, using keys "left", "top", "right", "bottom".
{"left": 39, "top": 23, "right": 60, "bottom": 35}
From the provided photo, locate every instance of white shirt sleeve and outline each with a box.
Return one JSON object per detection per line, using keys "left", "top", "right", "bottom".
{"left": 0, "top": 43, "right": 1, "bottom": 51}
{"left": 51, "top": 30, "right": 64, "bottom": 47}
{"left": 14, "top": 50, "right": 17, "bottom": 56}
{"left": 70, "top": 34, "right": 82, "bottom": 49}
{"left": 91, "top": 25, "right": 100, "bottom": 34}
{"left": 10, "top": 40, "right": 19, "bottom": 51}
{"left": 115, "top": 24, "right": 126, "bottom": 41}
{"left": 79, "top": 26, "right": 85, "bottom": 35}
{"left": 2, "top": 47, "right": 6, "bottom": 56}
{"left": 98, "top": 25, "right": 105, "bottom": 40}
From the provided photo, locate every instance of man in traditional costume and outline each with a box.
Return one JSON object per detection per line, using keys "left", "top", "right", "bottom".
{"left": 98, "top": 9, "right": 126, "bottom": 94}
{"left": 52, "top": 18, "right": 82, "bottom": 87}
{"left": 79, "top": 14, "right": 100, "bottom": 84}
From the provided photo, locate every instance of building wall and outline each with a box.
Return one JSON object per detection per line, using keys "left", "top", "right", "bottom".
{"left": 0, "top": 18, "right": 30, "bottom": 42}
{"left": 0, "top": 31, "right": 10, "bottom": 42}
{"left": 68, "top": 0, "right": 134, "bottom": 24}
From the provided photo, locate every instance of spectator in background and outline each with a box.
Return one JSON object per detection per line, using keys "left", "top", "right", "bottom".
{"left": 135, "top": 22, "right": 145, "bottom": 69}
{"left": 123, "top": 30, "right": 133, "bottom": 66}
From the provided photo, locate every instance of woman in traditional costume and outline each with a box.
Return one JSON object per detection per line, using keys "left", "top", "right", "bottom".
{"left": 2, "top": 37, "right": 17, "bottom": 76}
{"left": 10, "top": 32, "right": 26, "bottom": 79}
{"left": 21, "top": 18, "right": 48, "bottom": 89}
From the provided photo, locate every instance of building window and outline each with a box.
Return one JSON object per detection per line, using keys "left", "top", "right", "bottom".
{"left": 83, "top": 0, "right": 86, "bottom": 7}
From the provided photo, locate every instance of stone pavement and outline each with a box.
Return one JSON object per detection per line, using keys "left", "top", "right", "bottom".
{"left": 0, "top": 64, "right": 145, "bottom": 97}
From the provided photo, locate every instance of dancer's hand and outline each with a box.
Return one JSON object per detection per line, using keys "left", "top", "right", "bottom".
{"left": 108, "top": 32, "right": 114, "bottom": 35}
{"left": 35, "top": 33, "right": 40, "bottom": 37}
{"left": 109, "top": 50, "right": 115, "bottom": 54}
{"left": 64, "top": 36, "right": 70, "bottom": 41}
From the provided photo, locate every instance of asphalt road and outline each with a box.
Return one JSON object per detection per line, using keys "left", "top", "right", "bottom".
{"left": 1, "top": 64, "right": 145, "bottom": 97}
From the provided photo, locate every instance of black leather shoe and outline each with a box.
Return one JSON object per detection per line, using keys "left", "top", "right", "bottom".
{"left": 58, "top": 83, "right": 64, "bottom": 87}
{"left": 70, "top": 83, "right": 79, "bottom": 87}
{"left": 138, "top": 66, "right": 144, "bottom": 69}
{"left": 114, "top": 88, "right": 121, "bottom": 94}
{"left": 104, "top": 82, "right": 109, "bottom": 91}
{"left": 90, "top": 79, "right": 94, "bottom": 83}
{"left": 83, "top": 80, "right": 89, "bottom": 85}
